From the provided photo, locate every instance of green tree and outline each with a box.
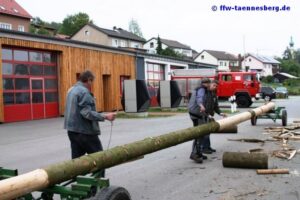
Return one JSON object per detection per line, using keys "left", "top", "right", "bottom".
{"left": 156, "top": 36, "right": 163, "bottom": 55}
{"left": 161, "top": 47, "right": 183, "bottom": 58}
{"left": 59, "top": 12, "right": 92, "bottom": 36}
{"left": 128, "top": 19, "right": 143, "bottom": 38}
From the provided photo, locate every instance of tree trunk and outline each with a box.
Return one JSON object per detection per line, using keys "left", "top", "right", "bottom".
{"left": 0, "top": 102, "right": 275, "bottom": 200}
{"left": 222, "top": 152, "right": 268, "bottom": 169}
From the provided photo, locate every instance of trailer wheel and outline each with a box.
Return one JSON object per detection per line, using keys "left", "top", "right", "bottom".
{"left": 91, "top": 186, "right": 131, "bottom": 200}
{"left": 282, "top": 109, "right": 287, "bottom": 126}
{"left": 251, "top": 116, "right": 257, "bottom": 126}
{"left": 236, "top": 95, "right": 251, "bottom": 108}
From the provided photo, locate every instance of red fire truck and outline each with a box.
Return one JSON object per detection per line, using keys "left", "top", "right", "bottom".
{"left": 171, "top": 69, "right": 261, "bottom": 108}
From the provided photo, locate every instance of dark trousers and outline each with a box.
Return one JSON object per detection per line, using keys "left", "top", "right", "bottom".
{"left": 68, "top": 131, "right": 105, "bottom": 177}
{"left": 191, "top": 117, "right": 211, "bottom": 155}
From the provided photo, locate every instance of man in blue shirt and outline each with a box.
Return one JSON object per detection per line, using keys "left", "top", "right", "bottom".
{"left": 64, "top": 70, "right": 116, "bottom": 162}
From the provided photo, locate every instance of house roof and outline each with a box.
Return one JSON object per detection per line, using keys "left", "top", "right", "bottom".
{"left": 82, "top": 23, "right": 146, "bottom": 43}
{"left": 198, "top": 50, "right": 238, "bottom": 61}
{"left": 0, "top": 0, "right": 31, "bottom": 19}
{"left": 146, "top": 37, "right": 191, "bottom": 50}
{"left": 160, "top": 38, "right": 191, "bottom": 50}
{"left": 248, "top": 53, "right": 280, "bottom": 64}
{"left": 275, "top": 72, "right": 298, "bottom": 79}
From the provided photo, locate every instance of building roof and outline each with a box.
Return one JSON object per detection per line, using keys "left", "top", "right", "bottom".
{"left": 80, "top": 23, "right": 146, "bottom": 43}
{"left": 275, "top": 72, "right": 298, "bottom": 79}
{"left": 0, "top": 0, "right": 31, "bottom": 19}
{"left": 199, "top": 50, "right": 238, "bottom": 61}
{"left": 248, "top": 53, "right": 280, "bottom": 64}
{"left": 160, "top": 38, "right": 191, "bottom": 50}
{"left": 0, "top": 29, "right": 216, "bottom": 68}
{"left": 146, "top": 37, "right": 191, "bottom": 50}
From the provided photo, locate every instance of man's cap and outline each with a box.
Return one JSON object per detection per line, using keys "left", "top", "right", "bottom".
{"left": 201, "top": 78, "right": 211, "bottom": 84}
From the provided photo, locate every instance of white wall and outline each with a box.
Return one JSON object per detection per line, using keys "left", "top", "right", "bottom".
{"left": 174, "top": 48, "right": 192, "bottom": 57}
{"left": 195, "top": 51, "right": 218, "bottom": 65}
{"left": 242, "top": 55, "right": 273, "bottom": 76}
{"left": 144, "top": 38, "right": 168, "bottom": 53}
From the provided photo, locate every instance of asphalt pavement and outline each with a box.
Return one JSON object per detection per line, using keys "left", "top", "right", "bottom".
{"left": 0, "top": 96, "right": 300, "bottom": 200}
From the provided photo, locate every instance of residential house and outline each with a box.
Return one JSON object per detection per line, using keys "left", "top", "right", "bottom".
{"left": 194, "top": 50, "right": 239, "bottom": 71}
{"left": 0, "top": 0, "right": 31, "bottom": 32}
{"left": 71, "top": 23, "right": 146, "bottom": 49}
{"left": 144, "top": 37, "right": 193, "bottom": 58}
{"left": 242, "top": 53, "right": 280, "bottom": 77}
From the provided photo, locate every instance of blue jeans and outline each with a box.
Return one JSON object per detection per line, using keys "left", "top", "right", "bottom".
{"left": 191, "top": 117, "right": 209, "bottom": 155}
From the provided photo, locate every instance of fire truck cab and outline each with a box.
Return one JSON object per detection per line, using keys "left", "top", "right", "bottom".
{"left": 217, "top": 72, "right": 260, "bottom": 107}
{"left": 171, "top": 69, "right": 261, "bottom": 108}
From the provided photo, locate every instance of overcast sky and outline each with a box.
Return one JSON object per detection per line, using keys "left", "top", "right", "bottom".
{"left": 18, "top": 0, "right": 300, "bottom": 57}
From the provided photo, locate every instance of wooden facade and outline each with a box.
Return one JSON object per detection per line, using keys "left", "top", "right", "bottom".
{"left": 0, "top": 31, "right": 136, "bottom": 122}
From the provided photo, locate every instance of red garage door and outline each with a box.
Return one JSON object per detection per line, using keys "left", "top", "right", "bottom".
{"left": 2, "top": 48, "right": 59, "bottom": 122}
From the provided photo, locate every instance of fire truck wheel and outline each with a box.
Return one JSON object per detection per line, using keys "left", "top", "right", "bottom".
{"left": 91, "top": 186, "right": 131, "bottom": 200}
{"left": 282, "top": 109, "right": 287, "bottom": 126}
{"left": 236, "top": 95, "right": 251, "bottom": 108}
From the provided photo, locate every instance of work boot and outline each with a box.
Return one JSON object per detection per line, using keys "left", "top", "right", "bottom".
{"left": 190, "top": 154, "right": 203, "bottom": 163}
{"left": 199, "top": 154, "right": 207, "bottom": 160}
{"left": 202, "top": 149, "right": 213, "bottom": 154}
{"left": 209, "top": 147, "right": 216, "bottom": 153}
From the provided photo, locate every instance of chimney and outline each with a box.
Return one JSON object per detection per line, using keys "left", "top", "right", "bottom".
{"left": 113, "top": 26, "right": 117, "bottom": 31}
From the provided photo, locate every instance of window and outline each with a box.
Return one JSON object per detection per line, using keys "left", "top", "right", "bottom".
{"left": 3, "top": 93, "right": 14, "bottom": 105}
{"left": 30, "top": 65, "right": 43, "bottom": 76}
{"left": 220, "top": 61, "right": 223, "bottom": 66}
{"left": 32, "top": 92, "right": 43, "bottom": 103}
{"left": 0, "top": 22, "right": 12, "bottom": 30}
{"left": 112, "top": 39, "right": 118, "bottom": 47}
{"left": 14, "top": 64, "right": 29, "bottom": 75}
{"left": 29, "top": 52, "right": 42, "bottom": 62}
{"left": 3, "top": 78, "right": 14, "bottom": 90}
{"left": 45, "top": 92, "right": 58, "bottom": 102}
{"left": 44, "top": 66, "right": 56, "bottom": 75}
{"left": 201, "top": 55, "right": 204, "bottom": 59}
{"left": 45, "top": 79, "right": 57, "bottom": 89}
{"left": 249, "top": 58, "right": 252, "bottom": 62}
{"left": 32, "top": 80, "right": 43, "bottom": 89}
{"left": 150, "top": 42, "right": 154, "bottom": 48}
{"left": 222, "top": 75, "right": 232, "bottom": 81}
{"left": 243, "top": 74, "right": 253, "bottom": 81}
{"left": 18, "top": 25, "right": 24, "bottom": 32}
{"left": 84, "top": 30, "right": 90, "bottom": 36}
{"left": 15, "top": 78, "right": 29, "bottom": 90}
{"left": 146, "top": 63, "right": 165, "bottom": 95}
{"left": 224, "top": 62, "right": 227, "bottom": 66}
{"left": 14, "top": 50, "right": 28, "bottom": 61}
{"left": 2, "top": 63, "right": 13, "bottom": 75}
{"left": 2, "top": 49, "right": 12, "bottom": 60}
{"left": 15, "top": 93, "right": 30, "bottom": 104}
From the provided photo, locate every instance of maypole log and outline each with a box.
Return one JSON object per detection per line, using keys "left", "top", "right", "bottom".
{"left": 0, "top": 102, "right": 275, "bottom": 200}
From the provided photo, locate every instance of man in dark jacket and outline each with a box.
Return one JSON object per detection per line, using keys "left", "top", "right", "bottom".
{"left": 201, "top": 80, "right": 227, "bottom": 154}
{"left": 64, "top": 70, "right": 116, "bottom": 161}
{"left": 188, "top": 78, "right": 211, "bottom": 163}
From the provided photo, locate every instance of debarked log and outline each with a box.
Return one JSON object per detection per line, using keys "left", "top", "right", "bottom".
{"left": 0, "top": 102, "right": 275, "bottom": 200}
{"left": 214, "top": 125, "right": 238, "bottom": 134}
{"left": 257, "top": 169, "right": 289, "bottom": 175}
{"left": 222, "top": 152, "right": 268, "bottom": 169}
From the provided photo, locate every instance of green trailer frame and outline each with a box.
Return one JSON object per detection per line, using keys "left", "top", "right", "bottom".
{"left": 0, "top": 167, "right": 130, "bottom": 200}
{"left": 251, "top": 106, "right": 287, "bottom": 126}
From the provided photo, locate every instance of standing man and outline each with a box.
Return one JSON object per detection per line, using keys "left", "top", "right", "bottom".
{"left": 201, "top": 80, "right": 227, "bottom": 154}
{"left": 64, "top": 70, "right": 116, "bottom": 162}
{"left": 188, "top": 78, "right": 211, "bottom": 163}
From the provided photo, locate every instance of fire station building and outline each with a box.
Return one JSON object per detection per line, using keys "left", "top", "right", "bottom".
{"left": 0, "top": 29, "right": 136, "bottom": 123}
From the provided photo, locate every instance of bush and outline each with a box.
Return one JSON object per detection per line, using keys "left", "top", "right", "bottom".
{"left": 283, "top": 78, "right": 300, "bottom": 87}
{"left": 261, "top": 75, "right": 274, "bottom": 83}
